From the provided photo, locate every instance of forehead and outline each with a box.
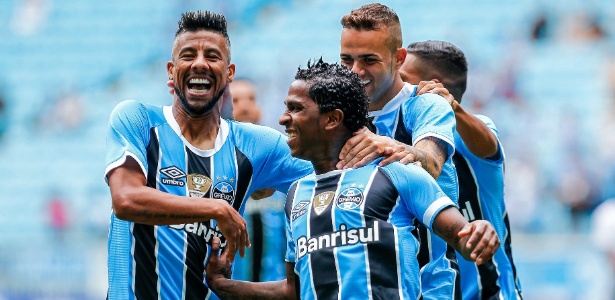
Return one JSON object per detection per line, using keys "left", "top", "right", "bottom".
{"left": 172, "top": 30, "right": 229, "bottom": 55}
{"left": 340, "top": 28, "right": 390, "bottom": 56}
{"left": 285, "top": 80, "right": 312, "bottom": 103}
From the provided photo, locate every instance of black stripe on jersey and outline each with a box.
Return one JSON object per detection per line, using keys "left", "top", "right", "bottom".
{"left": 364, "top": 170, "right": 401, "bottom": 299}
{"left": 393, "top": 108, "right": 412, "bottom": 145}
{"left": 185, "top": 151, "right": 212, "bottom": 298}
{"left": 132, "top": 128, "right": 161, "bottom": 298}
{"left": 232, "top": 147, "right": 253, "bottom": 212}
{"left": 133, "top": 223, "right": 158, "bottom": 300}
{"left": 504, "top": 213, "right": 523, "bottom": 299}
{"left": 446, "top": 245, "right": 462, "bottom": 300}
{"left": 186, "top": 151, "right": 212, "bottom": 198}
{"left": 453, "top": 152, "right": 484, "bottom": 222}
{"left": 309, "top": 173, "right": 341, "bottom": 300}
{"left": 146, "top": 127, "right": 160, "bottom": 188}
{"left": 453, "top": 151, "right": 501, "bottom": 298}
{"left": 185, "top": 233, "right": 210, "bottom": 299}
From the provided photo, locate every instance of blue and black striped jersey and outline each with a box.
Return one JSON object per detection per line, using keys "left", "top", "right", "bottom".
{"left": 285, "top": 160, "right": 455, "bottom": 300}
{"left": 368, "top": 83, "right": 461, "bottom": 299}
{"left": 104, "top": 100, "right": 312, "bottom": 300}
{"left": 454, "top": 115, "right": 523, "bottom": 300}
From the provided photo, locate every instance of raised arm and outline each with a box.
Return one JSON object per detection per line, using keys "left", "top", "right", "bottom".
{"left": 417, "top": 81, "right": 498, "bottom": 158}
{"left": 206, "top": 237, "right": 297, "bottom": 300}
{"left": 431, "top": 206, "right": 500, "bottom": 265}
{"left": 108, "top": 157, "right": 250, "bottom": 261}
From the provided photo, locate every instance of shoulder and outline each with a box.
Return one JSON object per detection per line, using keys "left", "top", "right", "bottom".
{"left": 474, "top": 114, "right": 498, "bottom": 130}
{"left": 380, "top": 162, "right": 433, "bottom": 184}
{"left": 109, "top": 100, "right": 160, "bottom": 120}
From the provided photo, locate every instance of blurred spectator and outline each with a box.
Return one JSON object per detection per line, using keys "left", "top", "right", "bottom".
{"left": 590, "top": 198, "right": 615, "bottom": 298}
{"left": 555, "top": 12, "right": 606, "bottom": 43}
{"left": 10, "top": 0, "right": 52, "bottom": 36}
{"left": 530, "top": 13, "right": 550, "bottom": 41}
{"left": 0, "top": 91, "right": 7, "bottom": 141}
{"left": 34, "top": 88, "right": 86, "bottom": 132}
{"left": 228, "top": 78, "right": 285, "bottom": 282}
{"left": 45, "top": 189, "right": 70, "bottom": 243}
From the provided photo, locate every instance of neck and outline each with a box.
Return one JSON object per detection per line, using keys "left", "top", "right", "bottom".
{"left": 368, "top": 76, "right": 405, "bottom": 111}
{"left": 311, "top": 132, "right": 352, "bottom": 175}
{"left": 172, "top": 104, "right": 221, "bottom": 150}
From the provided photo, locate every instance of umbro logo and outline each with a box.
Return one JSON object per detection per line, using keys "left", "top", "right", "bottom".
{"left": 160, "top": 166, "right": 186, "bottom": 186}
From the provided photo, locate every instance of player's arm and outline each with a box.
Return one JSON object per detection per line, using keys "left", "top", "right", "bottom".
{"left": 431, "top": 207, "right": 500, "bottom": 265}
{"left": 206, "top": 237, "right": 297, "bottom": 300}
{"left": 108, "top": 156, "right": 250, "bottom": 261}
{"left": 337, "top": 128, "right": 447, "bottom": 179}
{"left": 417, "top": 81, "right": 498, "bottom": 158}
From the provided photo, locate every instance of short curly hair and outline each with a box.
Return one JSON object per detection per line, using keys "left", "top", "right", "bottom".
{"left": 295, "top": 58, "right": 369, "bottom": 132}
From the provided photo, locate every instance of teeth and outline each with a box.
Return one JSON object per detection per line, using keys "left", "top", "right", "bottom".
{"left": 288, "top": 132, "right": 296, "bottom": 138}
{"left": 189, "top": 78, "right": 210, "bottom": 84}
{"left": 190, "top": 89, "right": 208, "bottom": 94}
{"left": 360, "top": 80, "right": 371, "bottom": 86}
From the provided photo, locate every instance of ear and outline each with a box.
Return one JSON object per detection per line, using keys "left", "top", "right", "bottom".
{"left": 166, "top": 61, "right": 174, "bottom": 80}
{"left": 324, "top": 109, "right": 344, "bottom": 131}
{"left": 395, "top": 47, "right": 407, "bottom": 69}
{"left": 227, "top": 63, "right": 236, "bottom": 82}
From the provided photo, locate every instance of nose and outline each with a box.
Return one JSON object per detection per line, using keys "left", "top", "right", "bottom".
{"left": 279, "top": 111, "right": 290, "bottom": 126}
{"left": 192, "top": 53, "right": 210, "bottom": 71}
{"left": 350, "top": 62, "right": 364, "bottom": 76}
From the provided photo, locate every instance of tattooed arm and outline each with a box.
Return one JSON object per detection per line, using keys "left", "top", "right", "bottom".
{"left": 337, "top": 131, "right": 448, "bottom": 180}
{"left": 108, "top": 156, "right": 250, "bottom": 261}
{"left": 431, "top": 207, "right": 500, "bottom": 265}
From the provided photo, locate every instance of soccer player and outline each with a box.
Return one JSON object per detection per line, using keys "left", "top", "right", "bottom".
{"left": 400, "top": 40, "right": 523, "bottom": 299}
{"left": 204, "top": 58, "right": 500, "bottom": 300}
{"left": 336, "top": 3, "right": 461, "bottom": 299}
{"left": 104, "top": 11, "right": 314, "bottom": 299}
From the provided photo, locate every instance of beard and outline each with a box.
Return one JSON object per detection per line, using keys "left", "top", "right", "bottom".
{"left": 175, "top": 85, "right": 226, "bottom": 117}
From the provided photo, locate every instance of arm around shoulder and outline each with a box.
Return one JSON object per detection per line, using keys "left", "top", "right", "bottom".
{"left": 453, "top": 105, "right": 499, "bottom": 159}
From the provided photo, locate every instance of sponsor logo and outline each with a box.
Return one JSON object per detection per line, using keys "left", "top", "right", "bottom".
{"left": 169, "top": 222, "right": 227, "bottom": 247}
{"left": 187, "top": 174, "right": 213, "bottom": 198}
{"left": 296, "top": 221, "right": 380, "bottom": 259}
{"left": 313, "top": 191, "right": 335, "bottom": 215}
{"left": 335, "top": 187, "right": 364, "bottom": 210}
{"left": 160, "top": 166, "right": 186, "bottom": 186}
{"left": 291, "top": 201, "right": 310, "bottom": 221}
{"left": 212, "top": 182, "right": 235, "bottom": 204}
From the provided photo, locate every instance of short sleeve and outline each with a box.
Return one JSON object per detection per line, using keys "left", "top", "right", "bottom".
{"left": 403, "top": 94, "right": 456, "bottom": 159}
{"left": 383, "top": 163, "right": 455, "bottom": 229}
{"left": 105, "top": 100, "right": 151, "bottom": 181}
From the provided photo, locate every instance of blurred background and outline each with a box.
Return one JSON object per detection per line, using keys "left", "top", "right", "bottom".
{"left": 0, "top": 0, "right": 614, "bottom": 299}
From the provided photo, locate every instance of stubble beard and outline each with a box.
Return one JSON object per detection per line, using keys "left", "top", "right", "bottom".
{"left": 175, "top": 85, "right": 226, "bottom": 117}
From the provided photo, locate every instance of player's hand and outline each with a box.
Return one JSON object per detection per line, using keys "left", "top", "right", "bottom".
{"left": 457, "top": 220, "right": 500, "bottom": 265}
{"left": 167, "top": 80, "right": 175, "bottom": 95}
{"left": 416, "top": 80, "right": 458, "bottom": 110}
{"left": 206, "top": 237, "right": 233, "bottom": 285}
{"left": 337, "top": 127, "right": 420, "bottom": 169}
{"left": 337, "top": 127, "right": 394, "bottom": 169}
{"left": 213, "top": 199, "right": 250, "bottom": 263}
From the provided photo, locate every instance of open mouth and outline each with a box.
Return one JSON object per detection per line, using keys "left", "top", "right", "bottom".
{"left": 360, "top": 79, "right": 371, "bottom": 86}
{"left": 187, "top": 78, "right": 212, "bottom": 94}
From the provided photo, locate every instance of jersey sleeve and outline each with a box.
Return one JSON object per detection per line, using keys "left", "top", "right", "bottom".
{"left": 403, "top": 94, "right": 456, "bottom": 159}
{"left": 284, "top": 182, "right": 299, "bottom": 263}
{"left": 475, "top": 114, "right": 504, "bottom": 162}
{"left": 383, "top": 163, "right": 455, "bottom": 229}
{"left": 246, "top": 125, "right": 313, "bottom": 193}
{"left": 105, "top": 100, "right": 151, "bottom": 181}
